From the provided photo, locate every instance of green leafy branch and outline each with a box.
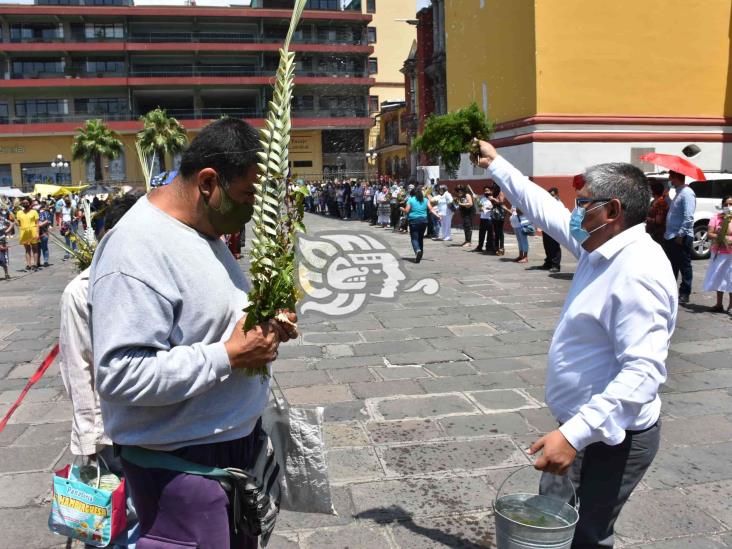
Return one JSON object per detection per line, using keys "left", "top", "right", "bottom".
{"left": 243, "top": 0, "right": 308, "bottom": 379}
{"left": 412, "top": 103, "right": 493, "bottom": 178}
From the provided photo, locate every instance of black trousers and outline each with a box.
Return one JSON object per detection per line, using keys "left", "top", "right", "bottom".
{"left": 540, "top": 421, "right": 661, "bottom": 548}
{"left": 390, "top": 204, "right": 400, "bottom": 228}
{"left": 477, "top": 218, "right": 494, "bottom": 250}
{"left": 663, "top": 236, "right": 694, "bottom": 297}
{"left": 542, "top": 232, "right": 562, "bottom": 268}
{"left": 363, "top": 200, "right": 372, "bottom": 221}
{"left": 426, "top": 212, "right": 436, "bottom": 237}
{"left": 492, "top": 219, "right": 504, "bottom": 250}
{"left": 461, "top": 212, "right": 472, "bottom": 242}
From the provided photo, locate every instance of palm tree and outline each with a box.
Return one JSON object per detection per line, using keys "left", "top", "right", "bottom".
{"left": 71, "top": 119, "right": 124, "bottom": 182}
{"left": 137, "top": 108, "right": 188, "bottom": 173}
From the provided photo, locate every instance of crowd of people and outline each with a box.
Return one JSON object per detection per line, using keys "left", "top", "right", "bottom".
{"left": 298, "top": 170, "right": 732, "bottom": 309}
{"left": 0, "top": 192, "right": 112, "bottom": 277}
{"left": 300, "top": 178, "right": 570, "bottom": 269}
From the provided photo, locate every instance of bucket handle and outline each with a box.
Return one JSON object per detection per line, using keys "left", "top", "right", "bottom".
{"left": 494, "top": 464, "right": 580, "bottom": 512}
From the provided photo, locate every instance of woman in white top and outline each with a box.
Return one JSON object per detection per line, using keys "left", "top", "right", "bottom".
{"left": 435, "top": 186, "right": 454, "bottom": 241}
{"left": 474, "top": 185, "right": 495, "bottom": 252}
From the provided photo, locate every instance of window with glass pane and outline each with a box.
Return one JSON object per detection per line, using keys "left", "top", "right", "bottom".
{"left": 85, "top": 23, "right": 124, "bottom": 40}
{"left": 293, "top": 96, "right": 314, "bottom": 111}
{"left": 0, "top": 165, "right": 11, "bottom": 187}
{"left": 367, "top": 27, "right": 376, "bottom": 44}
{"left": 22, "top": 162, "right": 71, "bottom": 190}
{"left": 368, "top": 57, "right": 378, "bottom": 75}
{"left": 10, "top": 24, "right": 63, "bottom": 42}
{"left": 369, "top": 95, "right": 379, "bottom": 113}
{"left": 12, "top": 59, "right": 64, "bottom": 76}
{"left": 323, "top": 129, "right": 365, "bottom": 153}
{"left": 15, "top": 99, "right": 67, "bottom": 118}
{"left": 367, "top": 0, "right": 375, "bottom": 13}
{"left": 0, "top": 104, "right": 7, "bottom": 123}
{"left": 306, "top": 0, "right": 339, "bottom": 9}
{"left": 84, "top": 59, "right": 125, "bottom": 74}
{"left": 75, "top": 98, "right": 128, "bottom": 115}
{"left": 317, "top": 28, "right": 337, "bottom": 42}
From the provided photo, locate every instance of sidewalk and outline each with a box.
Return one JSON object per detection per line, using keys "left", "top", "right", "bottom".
{"left": 1, "top": 215, "right": 731, "bottom": 548}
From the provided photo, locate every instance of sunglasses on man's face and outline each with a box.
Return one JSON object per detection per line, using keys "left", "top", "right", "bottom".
{"left": 575, "top": 197, "right": 613, "bottom": 209}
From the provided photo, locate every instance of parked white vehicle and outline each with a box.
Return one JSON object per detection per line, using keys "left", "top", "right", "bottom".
{"left": 646, "top": 171, "right": 732, "bottom": 260}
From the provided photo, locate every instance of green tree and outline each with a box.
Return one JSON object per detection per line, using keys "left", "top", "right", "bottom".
{"left": 137, "top": 108, "right": 188, "bottom": 173}
{"left": 71, "top": 119, "right": 124, "bottom": 182}
{"left": 413, "top": 103, "right": 493, "bottom": 177}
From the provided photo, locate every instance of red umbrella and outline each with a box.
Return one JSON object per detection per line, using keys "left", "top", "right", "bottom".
{"left": 639, "top": 153, "right": 706, "bottom": 181}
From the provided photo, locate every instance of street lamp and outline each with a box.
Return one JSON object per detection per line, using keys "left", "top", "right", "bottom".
{"left": 50, "top": 154, "right": 69, "bottom": 170}
{"left": 50, "top": 154, "right": 69, "bottom": 185}
{"left": 365, "top": 150, "right": 378, "bottom": 181}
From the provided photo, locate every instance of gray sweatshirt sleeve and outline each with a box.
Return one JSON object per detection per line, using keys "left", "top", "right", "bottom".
{"left": 92, "top": 271, "right": 232, "bottom": 406}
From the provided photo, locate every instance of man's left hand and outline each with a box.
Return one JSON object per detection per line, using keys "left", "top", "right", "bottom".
{"left": 527, "top": 430, "right": 577, "bottom": 475}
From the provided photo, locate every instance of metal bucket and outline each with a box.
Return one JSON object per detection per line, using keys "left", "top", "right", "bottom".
{"left": 493, "top": 465, "right": 580, "bottom": 549}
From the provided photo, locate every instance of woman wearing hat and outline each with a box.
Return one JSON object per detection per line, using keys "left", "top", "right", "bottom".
{"left": 704, "top": 195, "right": 732, "bottom": 313}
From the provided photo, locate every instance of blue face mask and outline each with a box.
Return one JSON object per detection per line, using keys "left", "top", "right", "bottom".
{"left": 569, "top": 202, "right": 609, "bottom": 244}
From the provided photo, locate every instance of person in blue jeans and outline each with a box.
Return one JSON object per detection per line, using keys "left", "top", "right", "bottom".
{"left": 663, "top": 170, "right": 696, "bottom": 304}
{"left": 402, "top": 185, "right": 442, "bottom": 263}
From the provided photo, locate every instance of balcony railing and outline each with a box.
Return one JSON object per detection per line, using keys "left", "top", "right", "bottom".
{"left": 128, "top": 66, "right": 368, "bottom": 78}
{"left": 2, "top": 107, "right": 370, "bottom": 125}
{"left": 5, "top": 66, "right": 369, "bottom": 80}
{"left": 5, "top": 31, "right": 366, "bottom": 45}
{"left": 127, "top": 32, "right": 367, "bottom": 45}
{"left": 9, "top": 33, "right": 65, "bottom": 43}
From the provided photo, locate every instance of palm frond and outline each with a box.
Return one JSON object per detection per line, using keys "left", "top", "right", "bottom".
{"left": 244, "top": 0, "right": 308, "bottom": 379}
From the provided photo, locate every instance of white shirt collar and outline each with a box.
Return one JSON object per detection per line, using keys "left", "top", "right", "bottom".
{"left": 589, "top": 223, "right": 648, "bottom": 263}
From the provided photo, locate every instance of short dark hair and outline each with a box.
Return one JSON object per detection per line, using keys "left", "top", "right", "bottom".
{"left": 649, "top": 180, "right": 665, "bottom": 197}
{"left": 669, "top": 170, "right": 685, "bottom": 183}
{"left": 584, "top": 163, "right": 650, "bottom": 228}
{"left": 548, "top": 187, "right": 559, "bottom": 195}
{"left": 104, "top": 191, "right": 142, "bottom": 232}
{"left": 179, "top": 118, "right": 260, "bottom": 185}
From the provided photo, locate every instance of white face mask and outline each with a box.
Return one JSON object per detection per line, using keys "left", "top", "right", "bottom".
{"left": 723, "top": 206, "right": 732, "bottom": 215}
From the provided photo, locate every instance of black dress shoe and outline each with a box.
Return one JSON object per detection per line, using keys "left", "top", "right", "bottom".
{"left": 549, "top": 266, "right": 560, "bottom": 273}
{"left": 679, "top": 294, "right": 690, "bottom": 304}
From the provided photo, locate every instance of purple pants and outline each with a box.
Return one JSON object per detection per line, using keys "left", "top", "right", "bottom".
{"left": 121, "top": 423, "right": 262, "bottom": 549}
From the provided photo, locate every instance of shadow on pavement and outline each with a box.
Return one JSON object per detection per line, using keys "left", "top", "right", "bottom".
{"left": 681, "top": 302, "right": 727, "bottom": 315}
{"left": 355, "top": 506, "right": 492, "bottom": 549}
{"left": 549, "top": 273, "right": 574, "bottom": 281}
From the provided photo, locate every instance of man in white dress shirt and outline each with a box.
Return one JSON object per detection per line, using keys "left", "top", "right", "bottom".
{"left": 475, "top": 140, "right": 676, "bottom": 548}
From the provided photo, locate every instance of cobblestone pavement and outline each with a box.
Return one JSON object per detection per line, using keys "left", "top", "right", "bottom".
{"left": 1, "top": 214, "right": 731, "bottom": 548}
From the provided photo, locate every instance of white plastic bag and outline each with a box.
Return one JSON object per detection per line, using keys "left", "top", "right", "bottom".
{"left": 261, "top": 379, "right": 336, "bottom": 515}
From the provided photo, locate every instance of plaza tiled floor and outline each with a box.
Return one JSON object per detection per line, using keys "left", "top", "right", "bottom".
{"left": 0, "top": 213, "right": 730, "bottom": 548}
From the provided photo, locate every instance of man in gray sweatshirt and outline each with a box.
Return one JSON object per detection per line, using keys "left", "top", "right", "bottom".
{"left": 88, "top": 118, "right": 297, "bottom": 549}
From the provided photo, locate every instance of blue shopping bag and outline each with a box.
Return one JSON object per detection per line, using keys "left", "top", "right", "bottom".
{"left": 49, "top": 458, "right": 127, "bottom": 547}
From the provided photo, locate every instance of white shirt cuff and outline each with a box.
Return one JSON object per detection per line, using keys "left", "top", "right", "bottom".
{"left": 559, "top": 415, "right": 595, "bottom": 452}
{"left": 208, "top": 341, "right": 232, "bottom": 381}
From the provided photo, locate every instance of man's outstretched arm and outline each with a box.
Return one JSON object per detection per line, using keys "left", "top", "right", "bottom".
{"left": 476, "top": 140, "right": 582, "bottom": 259}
